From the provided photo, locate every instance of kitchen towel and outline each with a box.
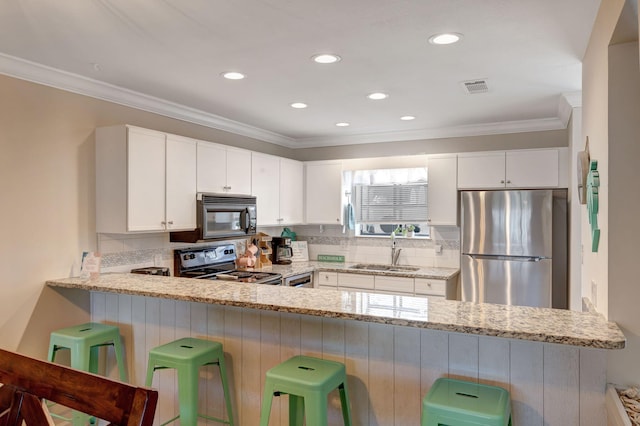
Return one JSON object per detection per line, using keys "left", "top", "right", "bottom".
{"left": 344, "top": 203, "right": 355, "bottom": 230}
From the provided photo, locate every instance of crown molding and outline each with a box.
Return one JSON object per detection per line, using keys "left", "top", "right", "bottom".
{"left": 558, "top": 91, "right": 583, "bottom": 127}
{"left": 292, "top": 117, "right": 567, "bottom": 148}
{"left": 0, "top": 53, "right": 296, "bottom": 147}
{"left": 0, "top": 52, "right": 573, "bottom": 150}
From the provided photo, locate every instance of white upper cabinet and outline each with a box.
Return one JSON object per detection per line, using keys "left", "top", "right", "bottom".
{"left": 165, "top": 134, "right": 198, "bottom": 231}
{"left": 251, "top": 152, "right": 280, "bottom": 226}
{"left": 457, "top": 149, "right": 560, "bottom": 189}
{"left": 279, "top": 158, "right": 304, "bottom": 224}
{"left": 426, "top": 155, "right": 458, "bottom": 226}
{"left": 505, "top": 149, "right": 559, "bottom": 188}
{"left": 96, "top": 125, "right": 197, "bottom": 233}
{"left": 305, "top": 161, "right": 343, "bottom": 225}
{"left": 251, "top": 153, "right": 304, "bottom": 226}
{"left": 196, "top": 142, "right": 251, "bottom": 195}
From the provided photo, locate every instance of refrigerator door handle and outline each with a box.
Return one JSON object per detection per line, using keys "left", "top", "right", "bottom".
{"left": 466, "top": 254, "right": 547, "bottom": 262}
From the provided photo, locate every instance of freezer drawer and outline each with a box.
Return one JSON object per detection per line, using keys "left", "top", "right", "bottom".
{"left": 461, "top": 254, "right": 552, "bottom": 308}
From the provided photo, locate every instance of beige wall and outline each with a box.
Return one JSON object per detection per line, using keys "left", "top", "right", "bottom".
{"left": 582, "top": 0, "right": 640, "bottom": 387}
{"left": 607, "top": 39, "right": 640, "bottom": 386}
{"left": 293, "top": 129, "right": 568, "bottom": 161}
{"left": 582, "top": 0, "right": 625, "bottom": 318}
{"left": 0, "top": 74, "right": 292, "bottom": 358}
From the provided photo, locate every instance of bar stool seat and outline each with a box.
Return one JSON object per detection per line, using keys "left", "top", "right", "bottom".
{"left": 260, "top": 355, "right": 352, "bottom": 426}
{"left": 48, "top": 322, "right": 127, "bottom": 425}
{"left": 422, "top": 378, "right": 512, "bottom": 426}
{"left": 48, "top": 322, "right": 126, "bottom": 380}
{"left": 145, "top": 337, "right": 234, "bottom": 426}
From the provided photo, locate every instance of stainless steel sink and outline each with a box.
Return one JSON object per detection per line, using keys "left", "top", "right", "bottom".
{"left": 349, "top": 263, "right": 420, "bottom": 272}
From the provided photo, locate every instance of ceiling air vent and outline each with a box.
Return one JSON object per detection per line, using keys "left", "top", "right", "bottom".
{"left": 461, "top": 79, "right": 489, "bottom": 94}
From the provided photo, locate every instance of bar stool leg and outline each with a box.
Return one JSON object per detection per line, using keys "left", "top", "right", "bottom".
{"left": 217, "top": 355, "right": 235, "bottom": 426}
{"left": 177, "top": 363, "right": 199, "bottom": 426}
{"left": 112, "top": 334, "right": 127, "bottom": 382}
{"left": 259, "top": 382, "right": 275, "bottom": 426}
{"left": 338, "top": 383, "right": 353, "bottom": 426}
{"left": 289, "top": 395, "right": 305, "bottom": 425}
{"left": 304, "top": 391, "right": 328, "bottom": 426}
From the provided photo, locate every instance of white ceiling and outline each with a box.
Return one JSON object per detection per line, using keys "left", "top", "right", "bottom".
{"left": 0, "top": 0, "right": 600, "bottom": 148}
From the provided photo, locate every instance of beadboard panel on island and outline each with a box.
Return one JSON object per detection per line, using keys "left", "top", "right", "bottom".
{"left": 90, "top": 292, "right": 607, "bottom": 426}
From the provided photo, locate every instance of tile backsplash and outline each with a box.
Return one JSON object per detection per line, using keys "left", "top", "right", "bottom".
{"left": 94, "top": 224, "right": 460, "bottom": 276}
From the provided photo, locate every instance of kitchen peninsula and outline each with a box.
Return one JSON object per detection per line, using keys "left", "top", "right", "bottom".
{"left": 47, "top": 274, "right": 624, "bottom": 426}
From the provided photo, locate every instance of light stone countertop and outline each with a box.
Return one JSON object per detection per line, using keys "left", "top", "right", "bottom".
{"left": 46, "top": 273, "right": 625, "bottom": 350}
{"left": 253, "top": 261, "right": 460, "bottom": 280}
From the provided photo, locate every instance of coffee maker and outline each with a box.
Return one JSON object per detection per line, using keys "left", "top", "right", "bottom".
{"left": 271, "top": 237, "right": 293, "bottom": 265}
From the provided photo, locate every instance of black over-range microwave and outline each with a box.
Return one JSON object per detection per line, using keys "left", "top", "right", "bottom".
{"left": 170, "top": 193, "right": 257, "bottom": 243}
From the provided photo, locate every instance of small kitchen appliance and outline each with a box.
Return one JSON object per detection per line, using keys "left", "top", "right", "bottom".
{"left": 174, "top": 244, "right": 281, "bottom": 285}
{"left": 131, "top": 266, "right": 170, "bottom": 276}
{"left": 170, "top": 193, "right": 257, "bottom": 243}
{"left": 271, "top": 237, "right": 293, "bottom": 265}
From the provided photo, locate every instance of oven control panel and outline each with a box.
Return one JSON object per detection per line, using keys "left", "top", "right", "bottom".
{"left": 178, "top": 244, "right": 236, "bottom": 269}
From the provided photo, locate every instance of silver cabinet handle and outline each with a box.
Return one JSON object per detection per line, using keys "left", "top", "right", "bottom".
{"left": 500, "top": 180, "right": 505, "bottom": 184}
{"left": 168, "top": 220, "right": 174, "bottom": 225}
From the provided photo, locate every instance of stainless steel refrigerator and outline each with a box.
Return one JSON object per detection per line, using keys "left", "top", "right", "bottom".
{"left": 460, "top": 189, "right": 567, "bottom": 309}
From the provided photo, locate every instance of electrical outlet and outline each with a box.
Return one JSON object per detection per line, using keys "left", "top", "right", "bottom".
{"left": 434, "top": 244, "right": 443, "bottom": 255}
{"left": 591, "top": 280, "right": 597, "bottom": 306}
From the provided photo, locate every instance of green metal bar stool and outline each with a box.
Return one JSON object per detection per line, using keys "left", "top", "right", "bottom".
{"left": 422, "top": 378, "right": 512, "bottom": 426}
{"left": 259, "top": 355, "right": 352, "bottom": 426}
{"left": 47, "top": 322, "right": 127, "bottom": 425}
{"left": 145, "top": 337, "right": 234, "bottom": 426}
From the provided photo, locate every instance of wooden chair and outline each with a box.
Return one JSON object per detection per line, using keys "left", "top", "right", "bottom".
{"left": 0, "top": 348, "right": 157, "bottom": 426}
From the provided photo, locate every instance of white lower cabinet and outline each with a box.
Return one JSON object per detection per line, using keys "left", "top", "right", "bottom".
{"left": 314, "top": 271, "right": 459, "bottom": 299}
{"left": 337, "top": 273, "right": 375, "bottom": 290}
{"left": 315, "top": 271, "right": 338, "bottom": 289}
{"left": 374, "top": 276, "right": 414, "bottom": 294}
{"left": 414, "top": 278, "right": 447, "bottom": 298}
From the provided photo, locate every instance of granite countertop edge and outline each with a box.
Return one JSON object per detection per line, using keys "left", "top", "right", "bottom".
{"left": 46, "top": 274, "right": 625, "bottom": 350}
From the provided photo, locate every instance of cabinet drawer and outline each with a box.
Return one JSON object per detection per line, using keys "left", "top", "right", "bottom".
{"left": 316, "top": 271, "right": 338, "bottom": 287}
{"left": 319, "top": 285, "right": 339, "bottom": 291}
{"left": 374, "top": 276, "right": 414, "bottom": 294}
{"left": 414, "top": 278, "right": 446, "bottom": 296}
{"left": 338, "top": 273, "right": 375, "bottom": 290}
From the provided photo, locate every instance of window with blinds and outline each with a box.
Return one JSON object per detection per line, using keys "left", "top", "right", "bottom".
{"left": 354, "top": 183, "right": 428, "bottom": 223}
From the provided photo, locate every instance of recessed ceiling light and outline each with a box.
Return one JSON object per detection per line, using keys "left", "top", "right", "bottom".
{"left": 367, "top": 92, "right": 388, "bottom": 100}
{"left": 221, "top": 71, "right": 245, "bottom": 80}
{"left": 335, "top": 122, "right": 350, "bottom": 127}
{"left": 429, "top": 33, "right": 463, "bottom": 45}
{"left": 290, "top": 102, "right": 308, "bottom": 109}
{"left": 400, "top": 115, "right": 416, "bottom": 121}
{"left": 312, "top": 53, "right": 341, "bottom": 64}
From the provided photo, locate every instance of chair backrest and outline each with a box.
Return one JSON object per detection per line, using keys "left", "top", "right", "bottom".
{"left": 0, "top": 348, "right": 157, "bottom": 426}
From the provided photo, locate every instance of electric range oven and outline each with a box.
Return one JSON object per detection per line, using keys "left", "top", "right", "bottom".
{"left": 174, "top": 245, "right": 281, "bottom": 285}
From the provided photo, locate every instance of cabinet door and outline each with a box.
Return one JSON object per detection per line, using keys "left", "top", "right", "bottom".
{"left": 506, "top": 149, "right": 559, "bottom": 188}
{"left": 166, "top": 135, "right": 197, "bottom": 231}
{"left": 279, "top": 158, "right": 304, "bottom": 224}
{"left": 251, "top": 152, "right": 280, "bottom": 226}
{"left": 457, "top": 153, "right": 506, "bottom": 189}
{"left": 127, "top": 128, "right": 166, "bottom": 232}
{"left": 427, "top": 155, "right": 458, "bottom": 225}
{"left": 197, "top": 142, "right": 227, "bottom": 193}
{"left": 226, "top": 147, "right": 252, "bottom": 194}
{"left": 305, "top": 161, "right": 343, "bottom": 224}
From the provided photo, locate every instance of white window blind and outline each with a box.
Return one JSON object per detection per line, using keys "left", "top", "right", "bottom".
{"left": 354, "top": 183, "right": 427, "bottom": 223}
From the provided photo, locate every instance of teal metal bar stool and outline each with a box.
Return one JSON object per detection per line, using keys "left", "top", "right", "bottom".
{"left": 145, "top": 337, "right": 234, "bottom": 426}
{"left": 422, "top": 378, "right": 512, "bottom": 426}
{"left": 48, "top": 322, "right": 127, "bottom": 425}
{"left": 259, "top": 355, "right": 352, "bottom": 426}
